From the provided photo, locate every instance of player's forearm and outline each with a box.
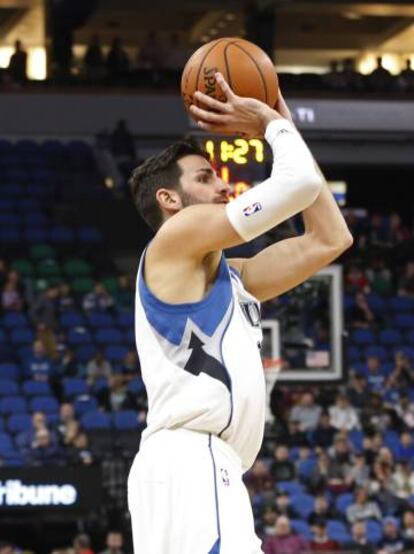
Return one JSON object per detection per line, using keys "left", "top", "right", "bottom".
{"left": 226, "top": 119, "right": 323, "bottom": 242}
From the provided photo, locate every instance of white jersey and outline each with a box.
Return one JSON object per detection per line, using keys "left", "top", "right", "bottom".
{"left": 134, "top": 250, "right": 266, "bottom": 471}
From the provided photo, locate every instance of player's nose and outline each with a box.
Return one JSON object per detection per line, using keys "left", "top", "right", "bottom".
{"left": 217, "top": 178, "right": 231, "bottom": 196}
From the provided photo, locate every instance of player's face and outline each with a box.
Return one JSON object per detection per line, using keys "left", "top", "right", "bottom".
{"left": 177, "top": 155, "right": 231, "bottom": 207}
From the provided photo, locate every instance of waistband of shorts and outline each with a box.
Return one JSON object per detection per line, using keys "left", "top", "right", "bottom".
{"left": 141, "top": 428, "right": 242, "bottom": 470}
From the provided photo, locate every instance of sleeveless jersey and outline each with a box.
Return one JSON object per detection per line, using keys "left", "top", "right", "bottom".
{"left": 134, "top": 251, "right": 266, "bottom": 471}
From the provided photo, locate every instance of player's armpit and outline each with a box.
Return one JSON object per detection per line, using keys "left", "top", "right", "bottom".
{"left": 152, "top": 203, "right": 244, "bottom": 260}
{"left": 239, "top": 232, "right": 351, "bottom": 302}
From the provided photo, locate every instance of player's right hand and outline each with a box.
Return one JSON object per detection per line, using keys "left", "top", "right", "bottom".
{"left": 189, "top": 72, "right": 283, "bottom": 138}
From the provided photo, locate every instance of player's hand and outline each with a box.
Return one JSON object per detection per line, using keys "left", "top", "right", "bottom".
{"left": 189, "top": 72, "right": 283, "bottom": 138}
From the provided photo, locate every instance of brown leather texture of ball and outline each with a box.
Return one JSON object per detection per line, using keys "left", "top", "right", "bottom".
{"left": 181, "top": 37, "right": 278, "bottom": 117}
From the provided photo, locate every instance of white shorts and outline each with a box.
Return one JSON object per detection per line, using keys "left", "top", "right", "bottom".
{"left": 127, "top": 428, "right": 263, "bottom": 554}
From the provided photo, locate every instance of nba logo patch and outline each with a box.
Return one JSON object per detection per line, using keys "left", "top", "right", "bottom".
{"left": 243, "top": 202, "right": 262, "bottom": 217}
{"left": 220, "top": 468, "right": 230, "bottom": 486}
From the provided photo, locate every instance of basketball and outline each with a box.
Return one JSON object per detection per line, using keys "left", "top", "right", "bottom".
{"left": 181, "top": 37, "right": 278, "bottom": 117}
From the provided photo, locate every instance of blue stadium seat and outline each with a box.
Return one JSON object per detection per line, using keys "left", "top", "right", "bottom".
{"left": 366, "top": 293, "right": 386, "bottom": 313}
{"left": 0, "top": 364, "right": 19, "bottom": 380}
{"left": 74, "top": 396, "right": 99, "bottom": 416}
{"left": 50, "top": 226, "right": 74, "bottom": 243}
{"left": 125, "top": 329, "right": 135, "bottom": 345}
{"left": 10, "top": 328, "right": 34, "bottom": 345}
{"left": 7, "top": 413, "right": 32, "bottom": 434}
{"left": 105, "top": 345, "right": 129, "bottom": 363}
{"left": 277, "top": 481, "right": 304, "bottom": 496}
{"left": 291, "top": 493, "right": 315, "bottom": 519}
{"left": 351, "top": 362, "right": 368, "bottom": 376}
{"left": 351, "top": 329, "right": 375, "bottom": 345}
{"left": 383, "top": 430, "right": 401, "bottom": 456}
{"left": 2, "top": 313, "right": 28, "bottom": 329}
{"left": 22, "top": 380, "right": 52, "bottom": 397}
{"left": 23, "top": 213, "right": 48, "bottom": 226}
{"left": 0, "top": 380, "right": 19, "bottom": 396}
{"left": 335, "top": 493, "right": 354, "bottom": 514}
{"left": 127, "top": 378, "right": 145, "bottom": 396}
{"left": 67, "top": 328, "right": 93, "bottom": 346}
{"left": 117, "top": 312, "right": 134, "bottom": 328}
{"left": 81, "top": 410, "right": 111, "bottom": 430}
{"left": 364, "top": 345, "right": 388, "bottom": 361}
{"left": 327, "top": 520, "right": 351, "bottom": 543}
{"left": 407, "top": 331, "right": 414, "bottom": 346}
{"left": 0, "top": 396, "right": 28, "bottom": 415}
{"left": 23, "top": 227, "right": 47, "bottom": 243}
{"left": 30, "top": 396, "right": 59, "bottom": 414}
{"left": 95, "top": 328, "right": 124, "bottom": 345}
{"left": 88, "top": 312, "right": 114, "bottom": 328}
{"left": 290, "top": 520, "right": 312, "bottom": 540}
{"left": 394, "top": 314, "right": 414, "bottom": 329}
{"left": 395, "top": 346, "right": 414, "bottom": 361}
{"left": 388, "top": 297, "right": 414, "bottom": 312}
{"left": 365, "top": 520, "right": 383, "bottom": 544}
{"left": 75, "top": 345, "right": 97, "bottom": 363}
{"left": 379, "top": 329, "right": 402, "bottom": 346}
{"left": 113, "top": 410, "right": 140, "bottom": 430}
{"left": 60, "top": 311, "right": 85, "bottom": 328}
{"left": 348, "top": 430, "right": 364, "bottom": 451}
{"left": 346, "top": 346, "right": 361, "bottom": 363}
{"left": 78, "top": 226, "right": 102, "bottom": 243}
{"left": 63, "top": 378, "right": 88, "bottom": 398}
{"left": 0, "top": 227, "right": 21, "bottom": 242}
{"left": 0, "top": 213, "right": 19, "bottom": 226}
{"left": 297, "top": 458, "right": 316, "bottom": 481}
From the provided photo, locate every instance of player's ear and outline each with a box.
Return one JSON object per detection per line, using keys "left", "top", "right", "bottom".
{"left": 156, "top": 188, "right": 183, "bottom": 213}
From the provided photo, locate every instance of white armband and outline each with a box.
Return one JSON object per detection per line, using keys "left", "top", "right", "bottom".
{"left": 225, "top": 118, "right": 323, "bottom": 242}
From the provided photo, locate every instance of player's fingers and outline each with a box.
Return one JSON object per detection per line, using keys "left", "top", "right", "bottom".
{"left": 190, "top": 104, "right": 229, "bottom": 123}
{"left": 194, "top": 90, "right": 231, "bottom": 113}
{"left": 215, "top": 73, "right": 236, "bottom": 101}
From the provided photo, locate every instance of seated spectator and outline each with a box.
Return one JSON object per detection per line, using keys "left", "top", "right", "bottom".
{"left": 362, "top": 431, "right": 383, "bottom": 465}
{"left": 402, "top": 509, "right": 414, "bottom": 547}
{"left": 275, "top": 490, "right": 296, "bottom": 519}
{"left": 262, "top": 506, "right": 278, "bottom": 537}
{"left": 36, "top": 322, "right": 58, "bottom": 361}
{"left": 31, "top": 287, "right": 59, "bottom": 329}
{"left": 57, "top": 283, "right": 76, "bottom": 312}
{"left": 390, "top": 460, "right": 414, "bottom": 499}
{"left": 119, "top": 350, "right": 140, "bottom": 381}
{"left": 366, "top": 256, "right": 393, "bottom": 296}
{"left": 398, "top": 261, "right": 414, "bottom": 297}
{"left": 26, "top": 428, "right": 62, "bottom": 466}
{"left": 60, "top": 419, "right": 80, "bottom": 448}
{"left": 1, "top": 281, "right": 23, "bottom": 311}
{"left": 308, "top": 494, "right": 337, "bottom": 525}
{"left": 346, "top": 485, "right": 382, "bottom": 524}
{"left": 108, "top": 374, "right": 127, "bottom": 411}
{"left": 67, "top": 534, "right": 95, "bottom": 554}
{"left": 308, "top": 450, "right": 331, "bottom": 493}
{"left": 347, "top": 374, "right": 369, "bottom": 410}
{"left": 8, "top": 39, "right": 27, "bottom": 84}
{"left": 387, "top": 351, "right": 414, "bottom": 392}
{"left": 365, "top": 356, "right": 386, "bottom": 393}
{"left": 137, "top": 31, "right": 163, "bottom": 70}
{"left": 67, "top": 433, "right": 94, "bottom": 465}
{"left": 290, "top": 391, "right": 322, "bottom": 432}
{"left": 310, "top": 412, "right": 336, "bottom": 448}
{"left": 24, "top": 340, "right": 55, "bottom": 382}
{"left": 379, "top": 516, "right": 406, "bottom": 553}
{"left": 86, "top": 351, "right": 112, "bottom": 385}
{"left": 98, "top": 531, "right": 126, "bottom": 554}
{"left": 263, "top": 515, "right": 310, "bottom": 554}
{"left": 59, "top": 348, "right": 80, "bottom": 377}
{"left": 345, "top": 266, "right": 370, "bottom": 295}
{"left": 396, "top": 431, "right": 414, "bottom": 461}
{"left": 389, "top": 212, "right": 411, "bottom": 245}
{"left": 15, "top": 411, "right": 52, "bottom": 454}
{"left": 309, "top": 518, "right": 339, "bottom": 551}
{"left": 346, "top": 452, "right": 370, "bottom": 488}
{"left": 348, "top": 292, "right": 376, "bottom": 328}
{"left": 56, "top": 403, "right": 77, "bottom": 440}
{"left": 327, "top": 434, "right": 353, "bottom": 493}
{"left": 270, "top": 445, "right": 296, "bottom": 482}
{"left": 329, "top": 393, "right": 360, "bottom": 431}
{"left": 83, "top": 282, "right": 115, "bottom": 312}
{"left": 345, "top": 521, "right": 376, "bottom": 554}
{"left": 113, "top": 274, "right": 134, "bottom": 310}
{"left": 245, "top": 459, "right": 275, "bottom": 497}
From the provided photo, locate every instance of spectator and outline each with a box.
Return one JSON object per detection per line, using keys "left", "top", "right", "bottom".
{"left": 345, "top": 521, "right": 375, "bottom": 554}
{"left": 119, "top": 350, "right": 140, "bottom": 381}
{"left": 347, "top": 374, "right": 369, "bottom": 410}
{"left": 341, "top": 57, "right": 364, "bottom": 91}
{"left": 398, "top": 261, "right": 414, "bottom": 297}
{"left": 15, "top": 411, "right": 51, "bottom": 455}
{"left": 322, "top": 60, "right": 346, "bottom": 91}
{"left": 398, "top": 58, "right": 414, "bottom": 92}
{"left": 326, "top": 434, "right": 353, "bottom": 493}
{"left": 308, "top": 450, "right": 331, "bottom": 493}
{"left": 137, "top": 31, "right": 163, "bottom": 70}
{"left": 275, "top": 490, "right": 296, "bottom": 518}
{"left": 67, "top": 432, "right": 94, "bottom": 465}
{"left": 379, "top": 516, "right": 406, "bottom": 553}
{"left": 390, "top": 460, "right": 414, "bottom": 499}
{"left": 270, "top": 445, "right": 296, "bottom": 482}
{"left": 263, "top": 515, "right": 310, "bottom": 554}
{"left": 346, "top": 485, "right": 382, "bottom": 524}
{"left": 346, "top": 452, "right": 370, "bottom": 488}
{"left": 309, "top": 519, "right": 339, "bottom": 551}
{"left": 83, "top": 282, "right": 115, "bottom": 312}
{"left": 26, "top": 428, "right": 62, "bottom": 466}
{"left": 60, "top": 419, "right": 80, "bottom": 448}
{"left": 402, "top": 509, "right": 414, "bottom": 547}
{"left": 369, "top": 56, "right": 393, "bottom": 92}
{"left": 308, "top": 495, "right": 337, "bottom": 525}
{"left": 59, "top": 348, "right": 80, "bottom": 377}
{"left": 108, "top": 374, "right": 127, "bottom": 411}
{"left": 86, "top": 351, "right": 112, "bottom": 385}
{"left": 56, "top": 403, "right": 77, "bottom": 440}
{"left": 396, "top": 431, "right": 414, "bottom": 461}
{"left": 389, "top": 212, "right": 411, "bottom": 245}
{"left": 387, "top": 352, "right": 414, "bottom": 392}
{"left": 245, "top": 459, "right": 274, "bottom": 497}
{"left": 36, "top": 322, "right": 58, "bottom": 361}
{"left": 393, "top": 395, "right": 414, "bottom": 430}
{"left": 113, "top": 275, "right": 134, "bottom": 311}
{"left": 164, "top": 33, "right": 188, "bottom": 72}
{"left": 348, "top": 292, "right": 376, "bottom": 328}
{"left": 362, "top": 432, "right": 383, "bottom": 466}
{"left": 106, "top": 37, "right": 130, "bottom": 81}
{"left": 73, "top": 534, "right": 95, "bottom": 554}
{"left": 1, "top": 281, "right": 23, "bottom": 311}
{"left": 366, "top": 256, "right": 393, "bottom": 296}
{"left": 57, "top": 282, "right": 76, "bottom": 312}
{"left": 262, "top": 506, "right": 278, "bottom": 537}
{"left": 84, "top": 35, "right": 104, "bottom": 80}
{"left": 365, "top": 356, "right": 386, "bottom": 393}
{"left": 31, "top": 286, "right": 59, "bottom": 329}
{"left": 346, "top": 266, "right": 369, "bottom": 295}
{"left": 8, "top": 39, "right": 27, "bottom": 84}
{"left": 290, "top": 392, "right": 322, "bottom": 432}
{"left": 329, "top": 393, "right": 360, "bottom": 431}
{"left": 98, "top": 531, "right": 125, "bottom": 554}
{"left": 310, "top": 412, "right": 336, "bottom": 448}
{"left": 25, "top": 340, "right": 55, "bottom": 382}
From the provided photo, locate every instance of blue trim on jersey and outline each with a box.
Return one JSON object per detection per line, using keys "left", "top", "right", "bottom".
{"left": 208, "top": 434, "right": 221, "bottom": 554}
{"left": 228, "top": 265, "right": 242, "bottom": 279}
{"left": 218, "top": 301, "right": 234, "bottom": 437}
{"left": 138, "top": 252, "right": 232, "bottom": 346}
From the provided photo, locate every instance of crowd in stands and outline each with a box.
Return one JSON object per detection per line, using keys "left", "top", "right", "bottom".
{"left": 2, "top": 35, "right": 414, "bottom": 95}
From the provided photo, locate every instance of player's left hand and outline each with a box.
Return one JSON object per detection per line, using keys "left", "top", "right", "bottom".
{"left": 189, "top": 72, "right": 282, "bottom": 138}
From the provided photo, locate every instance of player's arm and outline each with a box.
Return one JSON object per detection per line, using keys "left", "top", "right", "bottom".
{"left": 154, "top": 74, "right": 323, "bottom": 259}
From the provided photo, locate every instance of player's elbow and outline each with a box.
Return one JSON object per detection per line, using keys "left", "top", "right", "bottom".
{"left": 295, "top": 170, "right": 324, "bottom": 207}
{"left": 326, "top": 230, "right": 354, "bottom": 256}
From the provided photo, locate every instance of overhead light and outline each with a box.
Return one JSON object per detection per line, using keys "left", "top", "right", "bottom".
{"left": 225, "top": 13, "right": 235, "bottom": 21}
{"left": 209, "top": 28, "right": 218, "bottom": 36}
{"left": 343, "top": 11, "right": 362, "bottom": 20}
{"left": 218, "top": 21, "right": 226, "bottom": 29}
{"left": 201, "top": 35, "right": 209, "bottom": 42}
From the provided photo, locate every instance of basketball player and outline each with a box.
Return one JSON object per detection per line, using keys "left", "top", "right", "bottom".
{"left": 127, "top": 73, "right": 353, "bottom": 554}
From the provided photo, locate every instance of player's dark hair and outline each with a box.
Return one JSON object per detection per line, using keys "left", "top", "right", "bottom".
{"left": 129, "top": 138, "right": 208, "bottom": 232}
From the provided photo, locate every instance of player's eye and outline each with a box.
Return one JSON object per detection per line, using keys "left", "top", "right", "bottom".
{"left": 198, "top": 173, "right": 211, "bottom": 183}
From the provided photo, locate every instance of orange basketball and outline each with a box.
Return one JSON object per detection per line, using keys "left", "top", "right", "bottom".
{"left": 181, "top": 37, "right": 278, "bottom": 118}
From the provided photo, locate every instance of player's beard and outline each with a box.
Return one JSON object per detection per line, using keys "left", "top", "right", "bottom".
{"left": 178, "top": 188, "right": 205, "bottom": 208}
